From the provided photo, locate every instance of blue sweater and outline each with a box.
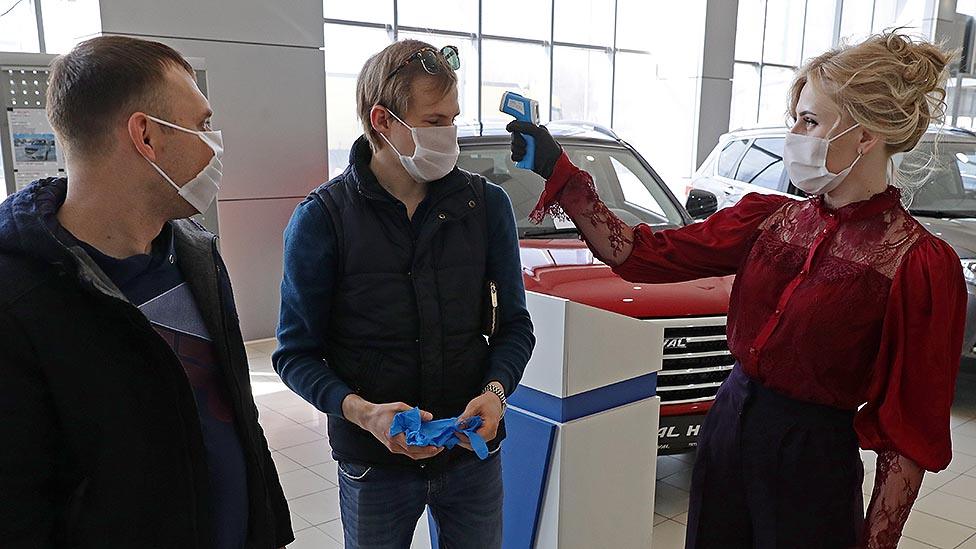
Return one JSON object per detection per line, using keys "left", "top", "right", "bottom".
{"left": 273, "top": 176, "right": 535, "bottom": 417}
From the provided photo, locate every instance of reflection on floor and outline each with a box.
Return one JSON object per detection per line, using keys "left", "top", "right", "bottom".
{"left": 246, "top": 339, "right": 976, "bottom": 549}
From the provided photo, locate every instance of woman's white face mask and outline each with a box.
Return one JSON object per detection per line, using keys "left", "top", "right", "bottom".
{"left": 379, "top": 109, "right": 459, "bottom": 183}
{"left": 783, "top": 123, "right": 862, "bottom": 196}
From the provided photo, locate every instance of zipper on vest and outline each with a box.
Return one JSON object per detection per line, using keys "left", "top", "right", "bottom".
{"left": 489, "top": 281, "right": 498, "bottom": 337}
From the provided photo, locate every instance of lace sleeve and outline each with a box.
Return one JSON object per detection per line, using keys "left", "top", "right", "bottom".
{"left": 864, "top": 450, "right": 923, "bottom": 549}
{"left": 530, "top": 159, "right": 635, "bottom": 266}
{"left": 529, "top": 152, "right": 793, "bottom": 278}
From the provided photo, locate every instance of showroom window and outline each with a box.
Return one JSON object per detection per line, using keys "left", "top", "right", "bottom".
{"left": 0, "top": 0, "right": 101, "bottom": 197}
{"left": 0, "top": 0, "right": 101, "bottom": 55}
{"left": 730, "top": 0, "right": 937, "bottom": 131}
{"left": 323, "top": 0, "right": 707, "bottom": 184}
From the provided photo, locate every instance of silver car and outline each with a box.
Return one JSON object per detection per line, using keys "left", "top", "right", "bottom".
{"left": 690, "top": 125, "right": 976, "bottom": 364}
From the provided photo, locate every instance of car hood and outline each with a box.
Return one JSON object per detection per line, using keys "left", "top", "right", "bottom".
{"left": 520, "top": 239, "right": 733, "bottom": 318}
{"left": 914, "top": 216, "right": 976, "bottom": 258}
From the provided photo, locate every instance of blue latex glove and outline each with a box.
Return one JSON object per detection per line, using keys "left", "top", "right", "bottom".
{"left": 389, "top": 407, "right": 490, "bottom": 460}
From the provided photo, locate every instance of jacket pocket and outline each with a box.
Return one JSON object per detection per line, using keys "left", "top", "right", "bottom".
{"left": 332, "top": 347, "right": 383, "bottom": 395}
{"left": 356, "top": 349, "right": 384, "bottom": 396}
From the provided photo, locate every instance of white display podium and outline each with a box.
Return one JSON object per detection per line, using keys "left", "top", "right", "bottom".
{"left": 499, "top": 291, "right": 662, "bottom": 548}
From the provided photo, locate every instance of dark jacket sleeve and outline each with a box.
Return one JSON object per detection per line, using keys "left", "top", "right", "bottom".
{"left": 0, "top": 308, "right": 59, "bottom": 545}
{"left": 242, "top": 391, "right": 293, "bottom": 547}
{"left": 483, "top": 183, "right": 536, "bottom": 395}
{"left": 273, "top": 196, "right": 354, "bottom": 417}
{"left": 214, "top": 252, "right": 295, "bottom": 548}
{"left": 257, "top": 415, "right": 294, "bottom": 547}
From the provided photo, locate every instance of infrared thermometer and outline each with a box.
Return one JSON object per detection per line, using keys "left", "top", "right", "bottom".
{"left": 499, "top": 91, "right": 540, "bottom": 171}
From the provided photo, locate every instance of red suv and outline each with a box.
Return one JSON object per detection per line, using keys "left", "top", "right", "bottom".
{"left": 458, "top": 122, "right": 728, "bottom": 454}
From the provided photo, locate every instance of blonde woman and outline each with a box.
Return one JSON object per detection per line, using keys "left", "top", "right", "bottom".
{"left": 507, "top": 32, "right": 967, "bottom": 547}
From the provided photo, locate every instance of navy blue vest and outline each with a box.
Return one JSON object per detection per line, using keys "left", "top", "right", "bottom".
{"left": 315, "top": 137, "right": 497, "bottom": 466}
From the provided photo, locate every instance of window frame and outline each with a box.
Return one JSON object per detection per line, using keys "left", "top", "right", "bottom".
{"left": 322, "top": 0, "right": 657, "bottom": 141}
{"left": 735, "top": 137, "right": 786, "bottom": 191}
{"left": 716, "top": 138, "right": 751, "bottom": 179}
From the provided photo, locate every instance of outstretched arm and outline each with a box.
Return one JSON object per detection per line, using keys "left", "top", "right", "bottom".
{"left": 508, "top": 120, "right": 635, "bottom": 266}
{"left": 508, "top": 121, "right": 790, "bottom": 282}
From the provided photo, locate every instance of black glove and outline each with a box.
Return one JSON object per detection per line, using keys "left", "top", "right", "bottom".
{"left": 506, "top": 120, "right": 562, "bottom": 179}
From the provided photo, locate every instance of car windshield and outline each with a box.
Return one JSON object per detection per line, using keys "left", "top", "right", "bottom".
{"left": 457, "top": 143, "right": 686, "bottom": 238}
{"left": 895, "top": 140, "right": 976, "bottom": 218}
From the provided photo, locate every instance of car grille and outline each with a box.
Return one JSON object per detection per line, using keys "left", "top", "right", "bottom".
{"left": 657, "top": 321, "right": 734, "bottom": 404}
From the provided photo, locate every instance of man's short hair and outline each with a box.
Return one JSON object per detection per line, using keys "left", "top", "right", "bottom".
{"left": 46, "top": 36, "right": 194, "bottom": 157}
{"left": 356, "top": 39, "right": 458, "bottom": 151}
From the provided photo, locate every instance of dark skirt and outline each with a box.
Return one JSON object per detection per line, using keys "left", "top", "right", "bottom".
{"left": 685, "top": 365, "right": 864, "bottom": 549}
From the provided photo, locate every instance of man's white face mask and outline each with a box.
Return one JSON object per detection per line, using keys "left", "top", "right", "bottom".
{"left": 379, "top": 109, "right": 459, "bottom": 183}
{"left": 142, "top": 115, "right": 223, "bottom": 214}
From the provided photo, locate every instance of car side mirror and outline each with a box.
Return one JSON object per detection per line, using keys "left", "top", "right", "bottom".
{"left": 685, "top": 189, "right": 718, "bottom": 219}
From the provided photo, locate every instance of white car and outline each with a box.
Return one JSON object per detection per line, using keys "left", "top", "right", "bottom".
{"left": 690, "top": 127, "right": 795, "bottom": 210}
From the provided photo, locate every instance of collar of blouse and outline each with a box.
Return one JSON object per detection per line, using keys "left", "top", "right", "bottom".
{"left": 812, "top": 185, "right": 902, "bottom": 222}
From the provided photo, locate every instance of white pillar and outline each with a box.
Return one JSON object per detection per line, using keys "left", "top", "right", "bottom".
{"left": 95, "top": 0, "right": 329, "bottom": 339}
{"left": 927, "top": 0, "right": 959, "bottom": 43}
{"left": 693, "top": 0, "right": 738, "bottom": 172}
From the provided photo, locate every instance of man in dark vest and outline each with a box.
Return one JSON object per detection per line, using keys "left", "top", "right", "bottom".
{"left": 274, "top": 39, "right": 535, "bottom": 547}
{"left": 0, "top": 37, "right": 293, "bottom": 547}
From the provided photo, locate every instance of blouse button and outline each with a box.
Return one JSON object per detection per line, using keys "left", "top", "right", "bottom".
{"left": 774, "top": 309, "right": 782, "bottom": 316}
{"left": 468, "top": 200, "right": 477, "bottom": 208}
{"left": 821, "top": 228, "right": 829, "bottom": 235}
{"left": 438, "top": 213, "right": 447, "bottom": 220}
{"left": 749, "top": 347, "right": 757, "bottom": 355}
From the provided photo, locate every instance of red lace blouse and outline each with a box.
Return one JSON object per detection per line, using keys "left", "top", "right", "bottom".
{"left": 534, "top": 153, "right": 968, "bottom": 473}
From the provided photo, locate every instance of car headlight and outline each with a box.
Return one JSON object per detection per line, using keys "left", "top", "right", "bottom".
{"left": 963, "top": 259, "right": 976, "bottom": 285}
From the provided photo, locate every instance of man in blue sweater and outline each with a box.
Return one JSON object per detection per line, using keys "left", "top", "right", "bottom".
{"left": 273, "top": 40, "right": 535, "bottom": 547}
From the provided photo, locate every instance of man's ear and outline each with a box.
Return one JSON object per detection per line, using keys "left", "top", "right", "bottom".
{"left": 370, "top": 105, "right": 393, "bottom": 135}
{"left": 127, "top": 112, "right": 156, "bottom": 161}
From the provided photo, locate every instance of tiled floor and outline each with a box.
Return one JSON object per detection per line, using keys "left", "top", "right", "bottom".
{"left": 247, "top": 339, "right": 976, "bottom": 548}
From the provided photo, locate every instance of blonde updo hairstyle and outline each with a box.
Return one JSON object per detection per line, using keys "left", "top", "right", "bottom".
{"left": 788, "top": 31, "right": 954, "bottom": 198}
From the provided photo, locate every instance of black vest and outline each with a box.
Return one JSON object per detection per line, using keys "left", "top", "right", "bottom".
{"left": 315, "top": 138, "right": 498, "bottom": 466}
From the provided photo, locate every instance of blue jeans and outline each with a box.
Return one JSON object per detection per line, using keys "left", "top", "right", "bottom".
{"left": 337, "top": 450, "right": 503, "bottom": 549}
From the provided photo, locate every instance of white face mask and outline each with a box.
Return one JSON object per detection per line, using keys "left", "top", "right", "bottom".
{"left": 143, "top": 115, "right": 223, "bottom": 214}
{"left": 783, "top": 123, "right": 862, "bottom": 196}
{"left": 379, "top": 109, "right": 459, "bottom": 183}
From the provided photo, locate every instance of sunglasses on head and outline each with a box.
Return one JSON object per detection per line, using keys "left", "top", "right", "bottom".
{"left": 387, "top": 46, "right": 460, "bottom": 80}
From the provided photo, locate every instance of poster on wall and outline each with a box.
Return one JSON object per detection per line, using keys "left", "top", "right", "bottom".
{"left": 7, "top": 108, "right": 64, "bottom": 190}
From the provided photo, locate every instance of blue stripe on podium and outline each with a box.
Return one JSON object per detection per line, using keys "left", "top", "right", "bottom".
{"left": 500, "top": 411, "right": 558, "bottom": 548}
{"left": 507, "top": 371, "right": 658, "bottom": 423}
{"left": 429, "top": 411, "right": 557, "bottom": 549}
{"left": 430, "top": 373, "right": 657, "bottom": 548}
